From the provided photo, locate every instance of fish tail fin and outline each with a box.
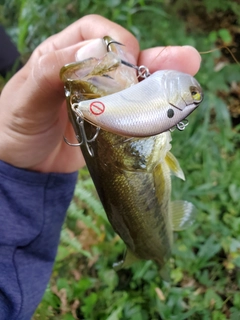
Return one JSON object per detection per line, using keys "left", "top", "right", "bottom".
{"left": 114, "top": 250, "right": 172, "bottom": 282}
{"left": 113, "top": 248, "right": 139, "bottom": 271}
{"left": 171, "top": 200, "right": 197, "bottom": 231}
{"left": 159, "top": 264, "right": 171, "bottom": 282}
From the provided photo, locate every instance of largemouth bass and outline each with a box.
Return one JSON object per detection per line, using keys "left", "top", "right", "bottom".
{"left": 60, "top": 37, "right": 202, "bottom": 279}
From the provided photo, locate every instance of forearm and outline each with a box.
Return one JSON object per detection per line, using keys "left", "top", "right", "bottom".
{"left": 0, "top": 160, "right": 78, "bottom": 320}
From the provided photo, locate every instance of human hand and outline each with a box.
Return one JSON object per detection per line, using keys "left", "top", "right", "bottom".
{"left": 0, "top": 15, "right": 201, "bottom": 173}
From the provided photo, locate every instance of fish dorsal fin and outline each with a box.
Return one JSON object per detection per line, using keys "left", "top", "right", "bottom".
{"left": 113, "top": 248, "right": 139, "bottom": 271}
{"left": 171, "top": 200, "right": 196, "bottom": 231}
{"left": 165, "top": 152, "right": 185, "bottom": 181}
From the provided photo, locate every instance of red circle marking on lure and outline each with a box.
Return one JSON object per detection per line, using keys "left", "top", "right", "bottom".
{"left": 90, "top": 101, "right": 105, "bottom": 115}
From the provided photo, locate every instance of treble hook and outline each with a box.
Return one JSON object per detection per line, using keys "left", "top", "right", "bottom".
{"left": 105, "top": 39, "right": 150, "bottom": 79}
{"left": 64, "top": 116, "right": 100, "bottom": 157}
{"left": 105, "top": 39, "right": 124, "bottom": 52}
{"left": 63, "top": 136, "right": 82, "bottom": 147}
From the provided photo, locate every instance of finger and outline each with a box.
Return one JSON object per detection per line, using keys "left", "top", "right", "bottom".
{"left": 138, "top": 46, "right": 202, "bottom": 76}
{"left": 32, "top": 14, "right": 139, "bottom": 60}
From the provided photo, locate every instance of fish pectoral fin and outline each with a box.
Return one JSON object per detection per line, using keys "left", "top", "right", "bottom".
{"left": 165, "top": 151, "right": 185, "bottom": 181}
{"left": 113, "top": 248, "right": 139, "bottom": 271}
{"left": 171, "top": 200, "right": 196, "bottom": 231}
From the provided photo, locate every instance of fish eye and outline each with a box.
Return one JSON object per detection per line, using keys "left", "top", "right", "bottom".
{"left": 167, "top": 108, "right": 174, "bottom": 118}
{"left": 190, "top": 86, "right": 202, "bottom": 103}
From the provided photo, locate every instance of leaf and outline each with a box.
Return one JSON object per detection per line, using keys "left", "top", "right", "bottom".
{"left": 204, "top": 288, "right": 223, "bottom": 310}
{"left": 81, "top": 292, "right": 98, "bottom": 317}
{"left": 218, "top": 28, "right": 232, "bottom": 45}
{"left": 106, "top": 306, "right": 123, "bottom": 320}
{"left": 229, "top": 184, "right": 240, "bottom": 203}
{"left": 197, "top": 235, "right": 221, "bottom": 264}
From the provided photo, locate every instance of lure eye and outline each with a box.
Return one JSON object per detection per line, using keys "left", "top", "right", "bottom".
{"left": 190, "top": 86, "right": 202, "bottom": 103}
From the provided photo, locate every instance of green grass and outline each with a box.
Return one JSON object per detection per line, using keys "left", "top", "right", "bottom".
{"left": 1, "top": 0, "right": 240, "bottom": 319}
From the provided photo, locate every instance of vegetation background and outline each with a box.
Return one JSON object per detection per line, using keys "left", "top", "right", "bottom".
{"left": 1, "top": 0, "right": 240, "bottom": 319}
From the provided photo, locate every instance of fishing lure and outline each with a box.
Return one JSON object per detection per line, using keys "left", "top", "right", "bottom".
{"left": 69, "top": 45, "right": 203, "bottom": 138}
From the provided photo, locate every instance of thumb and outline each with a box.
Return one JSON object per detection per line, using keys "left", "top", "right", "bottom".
{"left": 0, "top": 39, "right": 107, "bottom": 134}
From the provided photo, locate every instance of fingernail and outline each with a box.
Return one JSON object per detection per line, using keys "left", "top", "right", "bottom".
{"left": 75, "top": 38, "right": 107, "bottom": 61}
{"left": 183, "top": 45, "right": 202, "bottom": 64}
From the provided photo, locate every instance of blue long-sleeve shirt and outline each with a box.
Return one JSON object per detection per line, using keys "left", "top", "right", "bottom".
{"left": 0, "top": 160, "right": 78, "bottom": 319}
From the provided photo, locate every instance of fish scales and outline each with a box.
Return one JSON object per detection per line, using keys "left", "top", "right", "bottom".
{"left": 81, "top": 125, "right": 173, "bottom": 265}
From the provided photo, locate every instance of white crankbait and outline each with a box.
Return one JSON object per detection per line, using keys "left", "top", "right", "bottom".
{"left": 71, "top": 69, "right": 203, "bottom": 137}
